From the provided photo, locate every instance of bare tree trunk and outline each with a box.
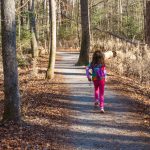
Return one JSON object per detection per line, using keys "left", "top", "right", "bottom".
{"left": 143, "top": 0, "right": 146, "bottom": 42}
{"left": 146, "top": 0, "right": 150, "bottom": 44}
{"left": 104, "top": 1, "right": 109, "bottom": 31}
{"left": 47, "top": 1, "right": 50, "bottom": 52}
{"left": 20, "top": 0, "right": 24, "bottom": 26}
{"left": 26, "top": 1, "right": 30, "bottom": 29}
{"left": 46, "top": 0, "right": 57, "bottom": 79}
{"left": 118, "top": 0, "right": 122, "bottom": 33}
{"left": 126, "top": 0, "right": 129, "bottom": 37}
{"left": 29, "top": 0, "right": 38, "bottom": 75}
{"left": 76, "top": 0, "right": 90, "bottom": 66}
{"left": 29, "top": 0, "right": 38, "bottom": 58}
{"left": 43, "top": 0, "right": 48, "bottom": 50}
{"left": 18, "top": 14, "right": 22, "bottom": 53}
{"left": 1, "top": 0, "right": 21, "bottom": 122}
{"left": 90, "top": 0, "right": 94, "bottom": 47}
{"left": 17, "top": 0, "right": 22, "bottom": 54}
{"left": 76, "top": 0, "right": 80, "bottom": 48}
{"left": 57, "top": 0, "right": 61, "bottom": 36}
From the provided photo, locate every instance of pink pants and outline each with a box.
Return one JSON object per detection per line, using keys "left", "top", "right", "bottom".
{"left": 93, "top": 79, "right": 105, "bottom": 108}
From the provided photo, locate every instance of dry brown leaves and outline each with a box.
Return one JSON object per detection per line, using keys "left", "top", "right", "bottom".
{"left": 0, "top": 55, "right": 72, "bottom": 150}
{"left": 106, "top": 69, "right": 150, "bottom": 127}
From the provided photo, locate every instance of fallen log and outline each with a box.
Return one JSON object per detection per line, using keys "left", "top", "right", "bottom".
{"left": 104, "top": 51, "right": 116, "bottom": 59}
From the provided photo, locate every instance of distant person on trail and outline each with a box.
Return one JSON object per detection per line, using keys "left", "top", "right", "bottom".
{"left": 86, "top": 50, "right": 107, "bottom": 113}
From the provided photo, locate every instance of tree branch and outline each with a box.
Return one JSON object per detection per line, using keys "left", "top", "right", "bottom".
{"left": 90, "top": 0, "right": 108, "bottom": 9}
{"left": 94, "top": 27, "right": 145, "bottom": 45}
{"left": 16, "top": 0, "right": 30, "bottom": 13}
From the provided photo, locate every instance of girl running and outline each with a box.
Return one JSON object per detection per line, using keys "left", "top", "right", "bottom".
{"left": 86, "top": 50, "right": 107, "bottom": 113}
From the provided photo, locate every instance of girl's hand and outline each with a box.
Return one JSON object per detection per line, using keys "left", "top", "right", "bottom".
{"left": 88, "top": 78, "right": 92, "bottom": 81}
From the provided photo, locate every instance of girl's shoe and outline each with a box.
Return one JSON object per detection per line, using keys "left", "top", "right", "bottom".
{"left": 100, "top": 108, "right": 104, "bottom": 113}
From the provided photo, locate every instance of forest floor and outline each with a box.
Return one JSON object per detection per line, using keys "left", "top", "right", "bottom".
{"left": 0, "top": 50, "right": 150, "bottom": 149}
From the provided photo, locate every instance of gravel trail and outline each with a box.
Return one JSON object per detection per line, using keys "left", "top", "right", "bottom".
{"left": 55, "top": 51, "right": 150, "bottom": 150}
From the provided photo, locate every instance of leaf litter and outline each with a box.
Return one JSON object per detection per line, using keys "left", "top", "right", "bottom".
{"left": 0, "top": 55, "right": 73, "bottom": 150}
{"left": 0, "top": 51, "right": 150, "bottom": 149}
{"left": 106, "top": 69, "right": 150, "bottom": 127}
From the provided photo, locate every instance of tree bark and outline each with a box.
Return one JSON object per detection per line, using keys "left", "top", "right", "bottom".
{"left": 46, "top": 1, "right": 50, "bottom": 52}
{"left": 76, "top": 0, "right": 90, "bottom": 66}
{"left": 46, "top": 0, "right": 57, "bottom": 79}
{"left": 143, "top": 0, "right": 146, "bottom": 42}
{"left": 20, "top": 0, "right": 24, "bottom": 26}
{"left": 76, "top": 0, "right": 81, "bottom": 48}
{"left": 146, "top": 1, "right": 150, "bottom": 45}
{"left": 43, "top": 0, "right": 49, "bottom": 51}
{"left": 29, "top": 0, "right": 38, "bottom": 76}
{"left": 18, "top": 14, "right": 22, "bottom": 53}
{"left": 57, "top": 0, "right": 61, "bottom": 37}
{"left": 118, "top": 0, "right": 123, "bottom": 33}
{"left": 29, "top": 0, "right": 38, "bottom": 58}
{"left": 1, "top": 0, "right": 21, "bottom": 122}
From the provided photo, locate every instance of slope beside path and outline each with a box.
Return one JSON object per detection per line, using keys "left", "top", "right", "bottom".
{"left": 55, "top": 51, "right": 150, "bottom": 150}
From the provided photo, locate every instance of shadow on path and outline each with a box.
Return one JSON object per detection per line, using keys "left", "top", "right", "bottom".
{"left": 53, "top": 51, "right": 150, "bottom": 150}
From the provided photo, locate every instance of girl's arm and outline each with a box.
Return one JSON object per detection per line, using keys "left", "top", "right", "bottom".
{"left": 104, "top": 67, "right": 107, "bottom": 78}
{"left": 103, "top": 67, "right": 107, "bottom": 81}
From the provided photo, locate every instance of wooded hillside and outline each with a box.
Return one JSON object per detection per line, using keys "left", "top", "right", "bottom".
{"left": 0, "top": 0, "right": 150, "bottom": 149}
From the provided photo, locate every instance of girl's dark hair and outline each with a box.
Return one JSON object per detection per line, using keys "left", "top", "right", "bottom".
{"left": 91, "top": 50, "right": 105, "bottom": 66}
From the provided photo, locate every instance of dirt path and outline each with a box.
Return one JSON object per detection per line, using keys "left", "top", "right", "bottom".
{"left": 55, "top": 51, "right": 150, "bottom": 150}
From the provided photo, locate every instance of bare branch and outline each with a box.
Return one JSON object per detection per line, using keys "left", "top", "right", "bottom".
{"left": 90, "top": 0, "right": 108, "bottom": 9}
{"left": 16, "top": 0, "right": 30, "bottom": 13}
{"left": 94, "top": 27, "right": 145, "bottom": 45}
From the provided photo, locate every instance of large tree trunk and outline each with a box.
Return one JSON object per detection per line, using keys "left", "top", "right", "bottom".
{"left": 46, "top": 0, "right": 56, "bottom": 79}
{"left": 146, "top": 1, "right": 150, "bottom": 45}
{"left": 1, "top": 0, "right": 21, "bottom": 122}
{"left": 76, "top": 0, "right": 90, "bottom": 66}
